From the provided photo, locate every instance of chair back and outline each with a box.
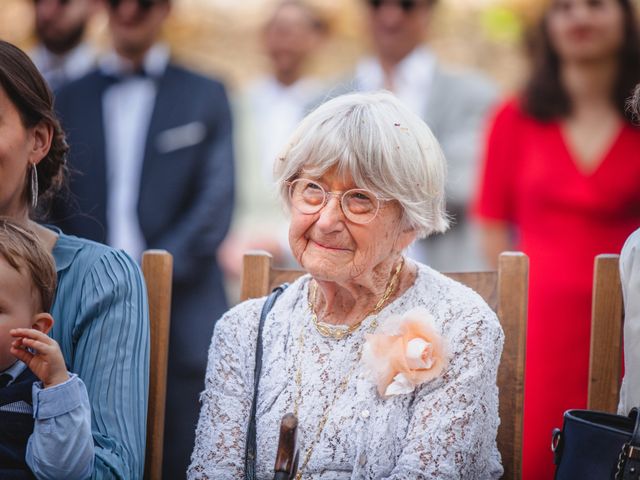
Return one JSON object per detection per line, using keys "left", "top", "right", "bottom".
{"left": 588, "top": 254, "right": 624, "bottom": 413}
{"left": 240, "top": 250, "right": 528, "bottom": 479}
{"left": 141, "top": 250, "right": 173, "bottom": 480}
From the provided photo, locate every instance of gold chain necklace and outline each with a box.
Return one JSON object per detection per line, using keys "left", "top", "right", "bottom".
{"left": 293, "top": 257, "right": 405, "bottom": 480}
{"left": 308, "top": 257, "right": 404, "bottom": 340}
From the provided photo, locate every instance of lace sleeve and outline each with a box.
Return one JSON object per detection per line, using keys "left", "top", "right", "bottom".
{"left": 382, "top": 304, "right": 504, "bottom": 479}
{"left": 187, "top": 300, "right": 262, "bottom": 479}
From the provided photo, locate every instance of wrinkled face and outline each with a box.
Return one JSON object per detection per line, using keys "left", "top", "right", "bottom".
{"left": 264, "top": 4, "right": 321, "bottom": 79}
{"left": 366, "top": 0, "right": 431, "bottom": 65}
{"left": 34, "top": 0, "right": 94, "bottom": 54}
{"left": 288, "top": 166, "right": 415, "bottom": 284}
{"left": 547, "top": 0, "right": 625, "bottom": 62}
{"left": 0, "top": 87, "right": 34, "bottom": 219}
{"left": 0, "top": 256, "right": 37, "bottom": 371}
{"left": 106, "top": 0, "right": 169, "bottom": 59}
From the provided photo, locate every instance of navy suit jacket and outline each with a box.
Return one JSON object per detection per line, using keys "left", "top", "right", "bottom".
{"left": 51, "top": 63, "right": 234, "bottom": 373}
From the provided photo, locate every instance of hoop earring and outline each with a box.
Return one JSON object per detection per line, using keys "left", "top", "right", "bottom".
{"left": 30, "top": 163, "right": 38, "bottom": 209}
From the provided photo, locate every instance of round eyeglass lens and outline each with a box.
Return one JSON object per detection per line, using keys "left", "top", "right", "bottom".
{"left": 289, "top": 179, "right": 325, "bottom": 214}
{"left": 343, "top": 190, "right": 378, "bottom": 223}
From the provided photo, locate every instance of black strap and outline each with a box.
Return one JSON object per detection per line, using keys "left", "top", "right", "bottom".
{"left": 619, "top": 408, "right": 640, "bottom": 480}
{"left": 245, "top": 284, "right": 289, "bottom": 480}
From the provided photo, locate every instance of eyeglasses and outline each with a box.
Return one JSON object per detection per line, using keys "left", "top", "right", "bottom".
{"left": 367, "top": 0, "right": 425, "bottom": 13}
{"left": 287, "top": 178, "right": 390, "bottom": 225}
{"left": 107, "top": 0, "right": 165, "bottom": 11}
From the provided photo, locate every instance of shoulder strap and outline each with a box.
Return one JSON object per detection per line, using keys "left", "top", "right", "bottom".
{"left": 245, "top": 283, "right": 289, "bottom": 480}
{"left": 619, "top": 408, "right": 640, "bottom": 480}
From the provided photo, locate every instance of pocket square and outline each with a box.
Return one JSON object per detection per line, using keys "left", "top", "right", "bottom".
{"left": 155, "top": 121, "right": 207, "bottom": 154}
{"left": 0, "top": 400, "right": 33, "bottom": 415}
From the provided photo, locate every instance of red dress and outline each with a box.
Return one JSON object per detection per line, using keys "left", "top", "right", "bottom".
{"left": 475, "top": 100, "right": 640, "bottom": 480}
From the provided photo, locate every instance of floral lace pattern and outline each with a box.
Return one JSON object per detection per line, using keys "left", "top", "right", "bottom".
{"left": 188, "top": 263, "right": 504, "bottom": 479}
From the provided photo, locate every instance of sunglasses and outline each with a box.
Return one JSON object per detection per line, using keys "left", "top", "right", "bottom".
{"left": 107, "top": 0, "right": 165, "bottom": 10}
{"left": 367, "top": 0, "right": 426, "bottom": 12}
{"left": 33, "top": 0, "right": 74, "bottom": 5}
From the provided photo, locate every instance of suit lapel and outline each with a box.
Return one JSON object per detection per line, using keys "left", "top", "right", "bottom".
{"left": 137, "top": 64, "right": 180, "bottom": 238}
{"left": 140, "top": 64, "right": 177, "bottom": 187}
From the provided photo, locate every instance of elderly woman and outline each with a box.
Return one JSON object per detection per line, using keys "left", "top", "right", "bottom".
{"left": 189, "top": 92, "right": 504, "bottom": 479}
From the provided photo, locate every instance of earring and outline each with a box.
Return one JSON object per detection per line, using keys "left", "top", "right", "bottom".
{"left": 30, "top": 163, "right": 38, "bottom": 209}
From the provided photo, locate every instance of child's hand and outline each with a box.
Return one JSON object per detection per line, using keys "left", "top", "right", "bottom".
{"left": 9, "top": 328, "right": 69, "bottom": 388}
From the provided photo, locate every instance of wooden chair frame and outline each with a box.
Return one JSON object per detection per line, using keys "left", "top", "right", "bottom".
{"left": 141, "top": 250, "right": 173, "bottom": 480}
{"left": 241, "top": 250, "right": 528, "bottom": 479}
{"left": 587, "top": 254, "right": 624, "bottom": 413}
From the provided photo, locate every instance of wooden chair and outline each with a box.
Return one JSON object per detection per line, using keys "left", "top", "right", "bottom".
{"left": 141, "top": 250, "right": 173, "bottom": 480}
{"left": 241, "top": 250, "right": 529, "bottom": 479}
{"left": 587, "top": 254, "right": 624, "bottom": 413}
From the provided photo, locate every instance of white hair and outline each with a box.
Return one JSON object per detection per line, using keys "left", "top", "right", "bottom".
{"left": 274, "top": 91, "right": 449, "bottom": 238}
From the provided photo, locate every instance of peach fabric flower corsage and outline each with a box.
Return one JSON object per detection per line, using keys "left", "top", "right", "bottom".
{"left": 361, "top": 308, "right": 448, "bottom": 398}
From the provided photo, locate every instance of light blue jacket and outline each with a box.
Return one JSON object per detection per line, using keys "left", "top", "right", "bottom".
{"left": 49, "top": 229, "right": 149, "bottom": 479}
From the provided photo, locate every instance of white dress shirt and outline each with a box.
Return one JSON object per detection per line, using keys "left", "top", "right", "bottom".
{"left": 100, "top": 44, "right": 170, "bottom": 262}
{"left": 249, "top": 76, "right": 323, "bottom": 182}
{"left": 355, "top": 46, "right": 436, "bottom": 120}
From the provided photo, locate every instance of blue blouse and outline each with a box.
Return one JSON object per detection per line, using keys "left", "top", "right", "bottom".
{"left": 49, "top": 229, "right": 150, "bottom": 479}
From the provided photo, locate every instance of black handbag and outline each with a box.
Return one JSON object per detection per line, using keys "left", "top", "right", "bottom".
{"left": 552, "top": 408, "right": 640, "bottom": 480}
{"left": 244, "top": 284, "right": 289, "bottom": 480}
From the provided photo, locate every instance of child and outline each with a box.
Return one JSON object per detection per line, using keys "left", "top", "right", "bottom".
{"left": 0, "top": 218, "right": 93, "bottom": 479}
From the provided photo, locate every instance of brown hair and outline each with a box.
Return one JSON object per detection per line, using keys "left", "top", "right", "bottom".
{"left": 0, "top": 40, "right": 68, "bottom": 213}
{"left": 0, "top": 218, "right": 57, "bottom": 313}
{"left": 521, "top": 0, "right": 640, "bottom": 123}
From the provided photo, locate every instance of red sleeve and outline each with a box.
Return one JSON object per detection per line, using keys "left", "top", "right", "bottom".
{"left": 473, "top": 99, "right": 523, "bottom": 223}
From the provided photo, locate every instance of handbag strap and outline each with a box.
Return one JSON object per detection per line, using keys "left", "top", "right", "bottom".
{"left": 244, "top": 283, "right": 289, "bottom": 480}
{"left": 617, "top": 408, "right": 640, "bottom": 480}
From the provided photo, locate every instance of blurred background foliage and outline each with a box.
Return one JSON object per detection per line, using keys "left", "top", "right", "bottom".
{"left": 1, "top": 0, "right": 554, "bottom": 92}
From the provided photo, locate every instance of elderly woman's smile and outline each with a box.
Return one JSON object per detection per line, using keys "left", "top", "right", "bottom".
{"left": 307, "top": 238, "right": 352, "bottom": 251}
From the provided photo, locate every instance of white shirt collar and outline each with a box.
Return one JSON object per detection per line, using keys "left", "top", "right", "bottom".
{"left": 31, "top": 43, "right": 97, "bottom": 83}
{"left": 355, "top": 45, "right": 436, "bottom": 119}
{"left": 356, "top": 45, "right": 435, "bottom": 90}
{"left": 99, "top": 43, "right": 170, "bottom": 79}
{"left": 252, "top": 76, "right": 322, "bottom": 105}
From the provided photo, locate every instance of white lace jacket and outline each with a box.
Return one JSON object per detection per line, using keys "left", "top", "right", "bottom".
{"left": 188, "top": 263, "right": 504, "bottom": 479}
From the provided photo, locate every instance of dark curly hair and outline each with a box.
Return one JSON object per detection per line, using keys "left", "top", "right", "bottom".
{"left": 0, "top": 40, "right": 68, "bottom": 214}
{"left": 522, "top": 0, "right": 640, "bottom": 123}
